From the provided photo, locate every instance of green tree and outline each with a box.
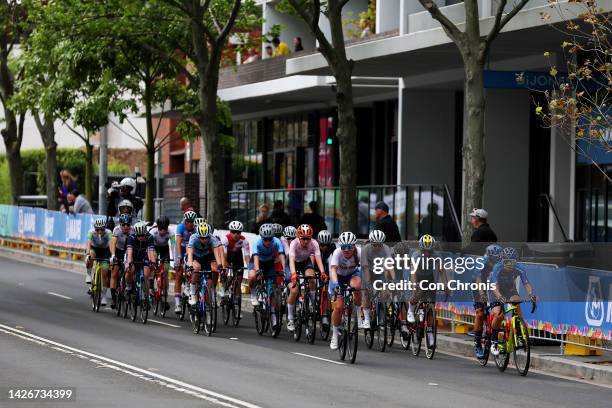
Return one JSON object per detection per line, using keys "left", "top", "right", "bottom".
{"left": 417, "top": 0, "right": 530, "bottom": 240}
{"left": 278, "top": 0, "right": 358, "bottom": 232}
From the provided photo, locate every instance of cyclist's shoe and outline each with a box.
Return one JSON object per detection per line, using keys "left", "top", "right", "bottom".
{"left": 474, "top": 343, "right": 485, "bottom": 359}
{"left": 271, "top": 313, "right": 278, "bottom": 328}
{"left": 250, "top": 292, "right": 259, "bottom": 306}
{"left": 362, "top": 319, "right": 371, "bottom": 329}
{"left": 174, "top": 304, "right": 182, "bottom": 314}
{"left": 407, "top": 311, "right": 416, "bottom": 323}
{"left": 287, "top": 319, "right": 295, "bottom": 332}
{"left": 490, "top": 341, "right": 503, "bottom": 356}
{"left": 330, "top": 335, "right": 339, "bottom": 350}
{"left": 85, "top": 272, "right": 92, "bottom": 284}
{"left": 188, "top": 294, "right": 197, "bottom": 306}
{"left": 400, "top": 323, "right": 410, "bottom": 340}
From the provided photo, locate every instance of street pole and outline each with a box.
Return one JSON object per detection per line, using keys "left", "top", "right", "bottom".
{"left": 98, "top": 125, "right": 108, "bottom": 215}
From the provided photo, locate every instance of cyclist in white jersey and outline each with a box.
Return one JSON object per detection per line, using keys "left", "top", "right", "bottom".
{"left": 149, "top": 216, "right": 174, "bottom": 312}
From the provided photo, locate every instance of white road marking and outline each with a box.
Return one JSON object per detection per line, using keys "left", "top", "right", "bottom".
{"left": 148, "top": 319, "right": 181, "bottom": 328}
{"left": 0, "top": 324, "right": 263, "bottom": 408}
{"left": 292, "top": 352, "right": 346, "bottom": 365}
{"left": 428, "top": 383, "right": 438, "bottom": 386}
{"left": 229, "top": 337, "right": 239, "bottom": 340}
{"left": 47, "top": 292, "right": 72, "bottom": 300}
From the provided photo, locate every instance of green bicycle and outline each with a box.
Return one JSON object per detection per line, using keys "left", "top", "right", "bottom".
{"left": 90, "top": 258, "right": 108, "bottom": 313}
{"left": 492, "top": 301, "right": 534, "bottom": 376}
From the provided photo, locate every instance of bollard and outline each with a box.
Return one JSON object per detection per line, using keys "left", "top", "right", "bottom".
{"left": 563, "top": 334, "right": 603, "bottom": 356}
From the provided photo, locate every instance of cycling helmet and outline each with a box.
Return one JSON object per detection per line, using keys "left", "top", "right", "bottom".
{"left": 418, "top": 234, "right": 435, "bottom": 250}
{"left": 297, "top": 224, "right": 313, "bottom": 238}
{"left": 196, "top": 222, "right": 211, "bottom": 238}
{"left": 259, "top": 223, "right": 274, "bottom": 239}
{"left": 317, "top": 230, "right": 332, "bottom": 244}
{"left": 119, "top": 177, "right": 136, "bottom": 193}
{"left": 94, "top": 218, "right": 106, "bottom": 229}
{"left": 337, "top": 231, "right": 357, "bottom": 246}
{"left": 272, "top": 223, "right": 283, "bottom": 237}
{"left": 369, "top": 230, "right": 386, "bottom": 243}
{"left": 118, "top": 214, "right": 132, "bottom": 225}
{"left": 134, "top": 222, "right": 148, "bottom": 235}
{"left": 183, "top": 211, "right": 197, "bottom": 223}
{"left": 118, "top": 199, "right": 133, "bottom": 212}
{"left": 501, "top": 247, "right": 519, "bottom": 261}
{"left": 156, "top": 216, "right": 170, "bottom": 230}
{"left": 485, "top": 244, "right": 503, "bottom": 260}
{"left": 283, "top": 226, "right": 297, "bottom": 239}
{"left": 228, "top": 220, "right": 243, "bottom": 232}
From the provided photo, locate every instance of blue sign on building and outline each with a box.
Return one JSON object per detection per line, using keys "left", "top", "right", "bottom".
{"left": 484, "top": 70, "right": 568, "bottom": 90}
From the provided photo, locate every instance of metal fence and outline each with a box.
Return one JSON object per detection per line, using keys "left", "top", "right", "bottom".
{"left": 227, "top": 184, "right": 463, "bottom": 240}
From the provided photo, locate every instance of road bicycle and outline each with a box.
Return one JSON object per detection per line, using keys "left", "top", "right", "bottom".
{"left": 292, "top": 270, "right": 319, "bottom": 344}
{"left": 385, "top": 297, "right": 408, "bottom": 350}
{"left": 90, "top": 257, "right": 108, "bottom": 313}
{"left": 114, "top": 259, "right": 128, "bottom": 318}
{"left": 253, "top": 270, "right": 282, "bottom": 338}
{"left": 334, "top": 284, "right": 359, "bottom": 364}
{"left": 128, "top": 262, "right": 150, "bottom": 324}
{"left": 318, "top": 272, "right": 331, "bottom": 341}
{"left": 492, "top": 301, "right": 535, "bottom": 376}
{"left": 152, "top": 259, "right": 170, "bottom": 318}
{"left": 189, "top": 268, "right": 216, "bottom": 336}
{"left": 363, "top": 288, "right": 388, "bottom": 352}
{"left": 408, "top": 301, "right": 437, "bottom": 359}
{"left": 221, "top": 266, "right": 243, "bottom": 327}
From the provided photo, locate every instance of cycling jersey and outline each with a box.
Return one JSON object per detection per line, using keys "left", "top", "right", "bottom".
{"left": 175, "top": 223, "right": 195, "bottom": 256}
{"left": 127, "top": 233, "right": 155, "bottom": 263}
{"left": 472, "top": 256, "right": 497, "bottom": 307}
{"left": 187, "top": 234, "right": 221, "bottom": 259}
{"left": 289, "top": 238, "right": 321, "bottom": 263}
{"left": 149, "top": 225, "right": 174, "bottom": 247}
{"left": 330, "top": 247, "right": 361, "bottom": 277}
{"left": 252, "top": 237, "right": 284, "bottom": 263}
{"left": 88, "top": 229, "right": 113, "bottom": 249}
{"left": 319, "top": 243, "right": 336, "bottom": 272}
{"left": 490, "top": 263, "right": 529, "bottom": 299}
{"left": 112, "top": 226, "right": 133, "bottom": 252}
{"left": 410, "top": 249, "right": 438, "bottom": 281}
{"left": 221, "top": 233, "right": 251, "bottom": 263}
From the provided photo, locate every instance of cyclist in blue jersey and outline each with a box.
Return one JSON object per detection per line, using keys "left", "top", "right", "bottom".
{"left": 109, "top": 214, "right": 133, "bottom": 309}
{"left": 86, "top": 218, "right": 113, "bottom": 303}
{"left": 248, "top": 224, "right": 286, "bottom": 307}
{"left": 149, "top": 215, "right": 174, "bottom": 312}
{"left": 186, "top": 223, "right": 223, "bottom": 306}
{"left": 489, "top": 247, "right": 536, "bottom": 355}
{"left": 126, "top": 222, "right": 156, "bottom": 298}
{"left": 174, "top": 210, "right": 197, "bottom": 313}
{"left": 472, "top": 244, "right": 502, "bottom": 359}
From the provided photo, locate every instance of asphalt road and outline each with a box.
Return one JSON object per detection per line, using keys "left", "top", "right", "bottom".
{"left": 0, "top": 257, "right": 609, "bottom": 408}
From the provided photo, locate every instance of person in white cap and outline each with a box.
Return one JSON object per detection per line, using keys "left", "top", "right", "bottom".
{"left": 469, "top": 208, "right": 498, "bottom": 242}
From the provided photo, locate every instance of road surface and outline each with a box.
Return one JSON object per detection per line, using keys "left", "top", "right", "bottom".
{"left": 0, "top": 258, "right": 609, "bottom": 408}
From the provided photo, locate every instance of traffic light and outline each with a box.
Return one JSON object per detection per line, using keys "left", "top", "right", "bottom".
{"left": 326, "top": 137, "right": 333, "bottom": 145}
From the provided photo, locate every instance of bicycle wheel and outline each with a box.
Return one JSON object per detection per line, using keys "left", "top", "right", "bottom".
{"left": 513, "top": 318, "right": 531, "bottom": 376}
{"left": 179, "top": 295, "right": 187, "bottom": 321}
{"left": 153, "top": 274, "right": 162, "bottom": 316}
{"left": 222, "top": 284, "right": 232, "bottom": 326}
{"left": 231, "top": 282, "right": 242, "bottom": 327}
{"left": 293, "top": 299, "right": 303, "bottom": 342}
{"left": 139, "top": 282, "right": 149, "bottom": 324}
{"left": 338, "top": 315, "right": 348, "bottom": 361}
{"left": 401, "top": 322, "right": 412, "bottom": 351}
{"left": 116, "top": 276, "right": 125, "bottom": 317}
{"left": 254, "top": 288, "right": 265, "bottom": 336}
{"left": 269, "top": 295, "right": 282, "bottom": 338}
{"left": 203, "top": 288, "right": 213, "bottom": 337}
{"left": 425, "top": 304, "right": 437, "bottom": 359}
{"left": 364, "top": 307, "right": 374, "bottom": 349}
{"left": 305, "top": 294, "right": 317, "bottom": 344}
{"left": 410, "top": 323, "right": 422, "bottom": 356}
{"left": 92, "top": 264, "right": 102, "bottom": 313}
{"left": 319, "top": 309, "right": 331, "bottom": 341}
{"left": 211, "top": 288, "right": 218, "bottom": 333}
{"left": 376, "top": 301, "right": 388, "bottom": 352}
{"left": 478, "top": 320, "right": 491, "bottom": 367}
{"left": 347, "top": 306, "right": 358, "bottom": 364}
{"left": 494, "top": 321, "right": 510, "bottom": 372}
{"left": 130, "top": 290, "right": 138, "bottom": 322}
{"left": 191, "top": 305, "right": 201, "bottom": 334}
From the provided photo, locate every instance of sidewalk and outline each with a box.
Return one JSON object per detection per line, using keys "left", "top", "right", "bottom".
{"left": 1, "top": 244, "right": 610, "bottom": 386}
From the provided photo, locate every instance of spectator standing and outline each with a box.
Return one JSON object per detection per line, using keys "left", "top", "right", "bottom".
{"left": 293, "top": 37, "right": 304, "bottom": 52}
{"left": 252, "top": 204, "right": 270, "bottom": 233}
{"left": 373, "top": 201, "right": 401, "bottom": 243}
{"left": 469, "top": 208, "right": 498, "bottom": 242}
{"left": 265, "top": 46, "right": 273, "bottom": 58}
{"left": 272, "top": 37, "right": 290, "bottom": 56}
{"left": 270, "top": 200, "right": 291, "bottom": 227}
{"left": 66, "top": 190, "right": 93, "bottom": 214}
{"left": 300, "top": 201, "right": 327, "bottom": 237}
{"left": 419, "top": 202, "right": 444, "bottom": 239}
{"left": 58, "top": 169, "right": 78, "bottom": 212}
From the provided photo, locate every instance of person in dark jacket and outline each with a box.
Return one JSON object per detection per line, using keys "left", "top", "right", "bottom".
{"left": 374, "top": 201, "right": 401, "bottom": 243}
{"left": 469, "top": 208, "right": 498, "bottom": 242}
{"left": 270, "top": 200, "right": 291, "bottom": 227}
{"left": 299, "top": 201, "right": 327, "bottom": 237}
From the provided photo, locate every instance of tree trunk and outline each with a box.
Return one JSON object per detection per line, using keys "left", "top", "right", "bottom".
{"left": 144, "top": 84, "right": 155, "bottom": 222}
{"left": 34, "top": 115, "right": 58, "bottom": 211}
{"left": 334, "top": 69, "right": 358, "bottom": 233}
{"left": 84, "top": 141, "right": 94, "bottom": 204}
{"left": 0, "top": 69, "right": 23, "bottom": 204}
{"left": 5, "top": 137, "right": 23, "bottom": 204}
{"left": 461, "top": 57, "right": 486, "bottom": 241}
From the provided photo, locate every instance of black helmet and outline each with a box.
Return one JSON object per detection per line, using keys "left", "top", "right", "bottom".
{"left": 156, "top": 215, "right": 170, "bottom": 230}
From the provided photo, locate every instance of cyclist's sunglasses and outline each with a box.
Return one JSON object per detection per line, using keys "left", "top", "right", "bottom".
{"left": 262, "top": 237, "right": 273, "bottom": 242}
{"left": 120, "top": 223, "right": 130, "bottom": 227}
{"left": 230, "top": 230, "right": 241, "bottom": 234}
{"left": 503, "top": 259, "right": 517, "bottom": 267}
{"left": 341, "top": 244, "right": 355, "bottom": 251}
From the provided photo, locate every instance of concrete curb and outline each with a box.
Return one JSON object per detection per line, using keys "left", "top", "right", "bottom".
{"left": 1, "top": 245, "right": 610, "bottom": 386}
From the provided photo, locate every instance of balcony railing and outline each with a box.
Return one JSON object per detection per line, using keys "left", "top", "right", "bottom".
{"left": 226, "top": 184, "right": 463, "bottom": 241}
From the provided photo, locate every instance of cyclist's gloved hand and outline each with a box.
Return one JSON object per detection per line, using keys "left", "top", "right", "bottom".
{"left": 86, "top": 254, "right": 91, "bottom": 263}
{"left": 109, "top": 255, "right": 116, "bottom": 264}
{"left": 320, "top": 272, "right": 328, "bottom": 282}
{"left": 290, "top": 273, "right": 297, "bottom": 283}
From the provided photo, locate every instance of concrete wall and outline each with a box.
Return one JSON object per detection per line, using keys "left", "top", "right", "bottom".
{"left": 398, "top": 88, "right": 456, "bottom": 192}
{"left": 376, "top": 0, "right": 400, "bottom": 33}
{"left": 263, "top": 2, "right": 315, "bottom": 57}
{"left": 483, "top": 89, "right": 531, "bottom": 241}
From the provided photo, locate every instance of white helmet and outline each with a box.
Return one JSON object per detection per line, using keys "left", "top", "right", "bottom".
{"left": 134, "top": 222, "right": 148, "bottom": 235}
{"left": 369, "top": 230, "right": 386, "bottom": 243}
{"left": 337, "top": 231, "right": 357, "bottom": 246}
{"left": 94, "top": 218, "right": 106, "bottom": 229}
{"left": 317, "top": 230, "right": 332, "bottom": 244}
{"left": 228, "top": 220, "right": 244, "bottom": 232}
{"left": 118, "top": 199, "right": 133, "bottom": 212}
{"left": 259, "top": 223, "right": 274, "bottom": 239}
{"left": 194, "top": 217, "right": 206, "bottom": 227}
{"left": 119, "top": 177, "right": 137, "bottom": 193}
{"left": 272, "top": 223, "right": 283, "bottom": 236}
{"left": 283, "top": 226, "right": 297, "bottom": 239}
